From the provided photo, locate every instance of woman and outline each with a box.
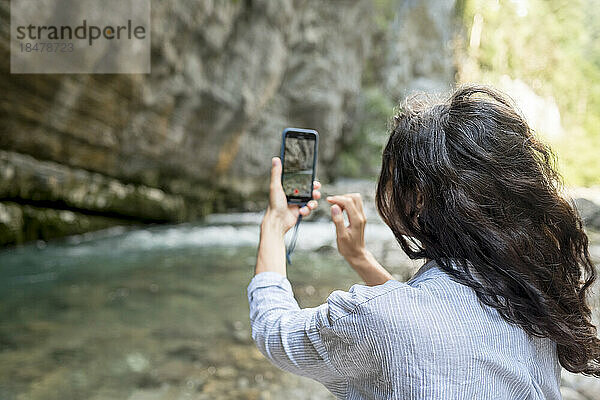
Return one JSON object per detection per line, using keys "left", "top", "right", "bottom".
{"left": 248, "top": 84, "right": 600, "bottom": 399}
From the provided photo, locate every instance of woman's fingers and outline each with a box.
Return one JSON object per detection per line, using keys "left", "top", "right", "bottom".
{"left": 326, "top": 195, "right": 363, "bottom": 227}
{"left": 348, "top": 193, "right": 364, "bottom": 214}
{"left": 270, "top": 157, "right": 283, "bottom": 189}
{"left": 299, "top": 200, "right": 318, "bottom": 216}
{"left": 330, "top": 204, "right": 346, "bottom": 235}
{"left": 311, "top": 181, "right": 321, "bottom": 200}
{"left": 298, "top": 181, "right": 320, "bottom": 215}
{"left": 269, "top": 157, "right": 288, "bottom": 209}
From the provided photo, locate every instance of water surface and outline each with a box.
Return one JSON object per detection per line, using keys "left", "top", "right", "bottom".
{"left": 0, "top": 222, "right": 367, "bottom": 400}
{"left": 2, "top": 217, "right": 598, "bottom": 399}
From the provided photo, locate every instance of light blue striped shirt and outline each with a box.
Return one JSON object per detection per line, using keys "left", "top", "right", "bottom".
{"left": 247, "top": 259, "right": 562, "bottom": 399}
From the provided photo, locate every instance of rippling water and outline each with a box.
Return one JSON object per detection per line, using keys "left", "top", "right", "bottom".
{"left": 1, "top": 214, "right": 599, "bottom": 399}
{"left": 0, "top": 217, "right": 372, "bottom": 400}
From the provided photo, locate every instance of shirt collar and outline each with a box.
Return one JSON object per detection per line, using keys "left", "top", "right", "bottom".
{"left": 407, "top": 258, "right": 438, "bottom": 283}
{"left": 407, "top": 257, "right": 467, "bottom": 284}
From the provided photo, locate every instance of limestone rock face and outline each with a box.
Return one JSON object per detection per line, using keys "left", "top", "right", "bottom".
{"left": 0, "top": 151, "right": 186, "bottom": 222}
{"left": 230, "top": 1, "right": 372, "bottom": 188}
{"left": 497, "top": 75, "right": 564, "bottom": 139}
{"left": 0, "top": 1, "right": 372, "bottom": 232}
{"left": 0, "top": 0, "right": 460, "bottom": 244}
{"left": 382, "top": 0, "right": 457, "bottom": 98}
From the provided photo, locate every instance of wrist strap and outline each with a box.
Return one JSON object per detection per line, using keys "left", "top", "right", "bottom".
{"left": 285, "top": 214, "right": 303, "bottom": 264}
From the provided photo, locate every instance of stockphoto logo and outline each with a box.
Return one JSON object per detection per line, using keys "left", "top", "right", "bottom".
{"left": 11, "top": 0, "right": 151, "bottom": 74}
{"left": 15, "top": 20, "right": 147, "bottom": 47}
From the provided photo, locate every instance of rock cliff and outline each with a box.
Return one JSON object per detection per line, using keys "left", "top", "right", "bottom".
{"left": 0, "top": 0, "right": 461, "bottom": 245}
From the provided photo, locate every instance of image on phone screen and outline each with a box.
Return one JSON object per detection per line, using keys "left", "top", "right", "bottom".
{"left": 283, "top": 136, "right": 315, "bottom": 199}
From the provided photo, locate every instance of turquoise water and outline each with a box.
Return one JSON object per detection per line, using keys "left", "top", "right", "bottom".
{"left": 2, "top": 220, "right": 597, "bottom": 399}
{"left": 0, "top": 223, "right": 362, "bottom": 400}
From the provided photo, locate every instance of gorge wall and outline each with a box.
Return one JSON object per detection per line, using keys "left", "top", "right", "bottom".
{"left": 0, "top": 0, "right": 459, "bottom": 245}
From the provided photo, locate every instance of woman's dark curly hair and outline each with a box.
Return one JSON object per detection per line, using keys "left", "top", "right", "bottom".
{"left": 375, "top": 83, "right": 600, "bottom": 376}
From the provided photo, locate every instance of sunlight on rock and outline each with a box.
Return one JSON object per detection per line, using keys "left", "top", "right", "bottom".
{"left": 498, "top": 75, "right": 563, "bottom": 139}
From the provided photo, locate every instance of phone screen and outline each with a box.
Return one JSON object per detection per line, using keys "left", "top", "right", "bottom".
{"left": 282, "top": 131, "right": 317, "bottom": 203}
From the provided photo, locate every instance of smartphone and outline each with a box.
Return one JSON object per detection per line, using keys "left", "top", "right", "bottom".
{"left": 280, "top": 128, "right": 319, "bottom": 205}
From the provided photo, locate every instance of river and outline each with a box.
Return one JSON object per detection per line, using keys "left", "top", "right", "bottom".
{"left": 1, "top": 180, "right": 599, "bottom": 399}
{"left": 0, "top": 203, "right": 415, "bottom": 400}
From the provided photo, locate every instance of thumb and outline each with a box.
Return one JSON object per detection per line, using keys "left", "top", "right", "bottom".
{"left": 331, "top": 204, "right": 345, "bottom": 236}
{"left": 270, "top": 157, "right": 283, "bottom": 189}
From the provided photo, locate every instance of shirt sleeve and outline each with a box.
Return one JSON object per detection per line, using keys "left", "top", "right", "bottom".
{"left": 247, "top": 271, "right": 350, "bottom": 395}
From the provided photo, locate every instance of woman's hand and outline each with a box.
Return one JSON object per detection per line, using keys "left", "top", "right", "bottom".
{"left": 262, "top": 156, "right": 321, "bottom": 235}
{"left": 326, "top": 193, "right": 368, "bottom": 263}
{"left": 327, "top": 193, "right": 393, "bottom": 286}
{"left": 256, "top": 157, "right": 321, "bottom": 277}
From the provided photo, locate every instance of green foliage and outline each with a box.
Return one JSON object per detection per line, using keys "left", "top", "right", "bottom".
{"left": 553, "top": 132, "right": 600, "bottom": 187}
{"left": 459, "top": 0, "right": 600, "bottom": 186}
{"left": 372, "top": 0, "right": 397, "bottom": 30}
{"left": 336, "top": 87, "right": 394, "bottom": 179}
{"left": 340, "top": 0, "right": 600, "bottom": 185}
